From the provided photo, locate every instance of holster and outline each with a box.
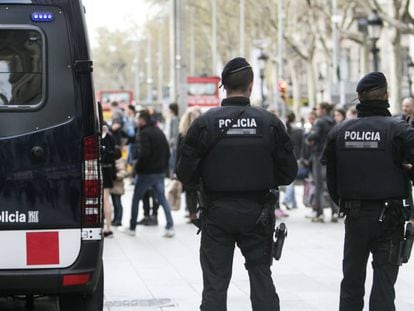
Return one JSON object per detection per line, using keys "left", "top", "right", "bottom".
{"left": 273, "top": 223, "right": 287, "bottom": 261}
{"left": 401, "top": 223, "right": 414, "bottom": 264}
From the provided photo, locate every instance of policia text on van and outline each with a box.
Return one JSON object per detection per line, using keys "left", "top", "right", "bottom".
{"left": 0, "top": 1, "right": 103, "bottom": 310}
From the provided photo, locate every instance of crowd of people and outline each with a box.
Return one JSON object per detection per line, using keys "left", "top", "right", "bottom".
{"left": 99, "top": 95, "right": 414, "bottom": 237}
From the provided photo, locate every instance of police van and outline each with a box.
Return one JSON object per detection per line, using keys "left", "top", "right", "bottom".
{"left": 0, "top": 0, "right": 103, "bottom": 310}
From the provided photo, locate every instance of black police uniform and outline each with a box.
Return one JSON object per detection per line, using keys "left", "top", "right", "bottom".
{"left": 322, "top": 72, "right": 414, "bottom": 311}
{"left": 177, "top": 58, "right": 297, "bottom": 311}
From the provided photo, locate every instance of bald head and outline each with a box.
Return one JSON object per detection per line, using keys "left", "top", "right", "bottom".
{"left": 402, "top": 97, "right": 414, "bottom": 116}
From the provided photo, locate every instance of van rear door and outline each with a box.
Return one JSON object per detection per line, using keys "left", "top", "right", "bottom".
{"left": 0, "top": 4, "right": 85, "bottom": 269}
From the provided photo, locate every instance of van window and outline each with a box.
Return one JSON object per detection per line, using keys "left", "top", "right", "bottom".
{"left": 0, "top": 28, "right": 43, "bottom": 107}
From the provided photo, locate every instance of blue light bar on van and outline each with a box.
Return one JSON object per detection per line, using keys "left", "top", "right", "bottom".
{"left": 31, "top": 12, "right": 55, "bottom": 22}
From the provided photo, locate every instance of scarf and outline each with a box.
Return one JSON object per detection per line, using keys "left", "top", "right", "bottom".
{"left": 356, "top": 100, "right": 391, "bottom": 117}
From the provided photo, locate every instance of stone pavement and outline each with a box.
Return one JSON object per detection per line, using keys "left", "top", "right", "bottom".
{"left": 103, "top": 183, "right": 414, "bottom": 311}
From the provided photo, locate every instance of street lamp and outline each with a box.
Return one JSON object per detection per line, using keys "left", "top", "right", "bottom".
{"left": 367, "top": 9, "right": 383, "bottom": 72}
{"left": 407, "top": 57, "right": 414, "bottom": 97}
{"left": 258, "top": 49, "right": 269, "bottom": 106}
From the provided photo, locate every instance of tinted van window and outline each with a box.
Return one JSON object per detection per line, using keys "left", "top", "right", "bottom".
{"left": 0, "top": 29, "right": 43, "bottom": 106}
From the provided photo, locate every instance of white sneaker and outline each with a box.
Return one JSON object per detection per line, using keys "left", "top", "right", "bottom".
{"left": 118, "top": 227, "right": 136, "bottom": 237}
{"left": 305, "top": 210, "right": 317, "bottom": 219}
{"left": 163, "top": 228, "right": 175, "bottom": 238}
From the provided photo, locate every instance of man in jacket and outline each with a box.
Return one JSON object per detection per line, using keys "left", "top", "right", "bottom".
{"left": 176, "top": 57, "right": 297, "bottom": 311}
{"left": 307, "top": 102, "right": 337, "bottom": 222}
{"left": 322, "top": 72, "right": 414, "bottom": 311}
{"left": 121, "top": 110, "right": 175, "bottom": 237}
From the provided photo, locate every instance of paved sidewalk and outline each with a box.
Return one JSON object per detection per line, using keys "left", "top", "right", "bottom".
{"left": 104, "top": 183, "right": 414, "bottom": 311}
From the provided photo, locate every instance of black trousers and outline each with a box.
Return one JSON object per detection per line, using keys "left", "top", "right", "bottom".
{"left": 340, "top": 204, "right": 404, "bottom": 311}
{"left": 200, "top": 198, "right": 279, "bottom": 311}
{"left": 143, "top": 189, "right": 159, "bottom": 217}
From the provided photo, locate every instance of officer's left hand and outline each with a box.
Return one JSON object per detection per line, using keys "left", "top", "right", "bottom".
{"left": 409, "top": 218, "right": 414, "bottom": 225}
{"left": 402, "top": 163, "right": 413, "bottom": 171}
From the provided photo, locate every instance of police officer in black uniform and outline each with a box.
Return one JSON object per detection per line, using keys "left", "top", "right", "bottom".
{"left": 176, "top": 57, "right": 297, "bottom": 311}
{"left": 322, "top": 72, "right": 414, "bottom": 311}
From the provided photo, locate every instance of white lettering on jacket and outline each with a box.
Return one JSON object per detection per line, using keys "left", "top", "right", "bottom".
{"left": 344, "top": 131, "right": 381, "bottom": 141}
{"left": 218, "top": 118, "right": 258, "bottom": 129}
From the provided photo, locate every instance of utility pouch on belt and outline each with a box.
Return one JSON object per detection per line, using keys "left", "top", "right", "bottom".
{"left": 401, "top": 223, "right": 414, "bottom": 264}
{"left": 273, "top": 223, "right": 287, "bottom": 261}
{"left": 339, "top": 200, "right": 361, "bottom": 217}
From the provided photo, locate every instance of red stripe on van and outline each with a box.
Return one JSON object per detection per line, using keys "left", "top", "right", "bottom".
{"left": 26, "top": 232, "right": 60, "bottom": 265}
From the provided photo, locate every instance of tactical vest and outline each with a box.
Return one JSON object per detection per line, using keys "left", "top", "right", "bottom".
{"left": 200, "top": 105, "right": 277, "bottom": 192}
{"left": 335, "top": 116, "right": 409, "bottom": 200}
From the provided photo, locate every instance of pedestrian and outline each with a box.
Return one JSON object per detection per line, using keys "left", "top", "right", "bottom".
{"left": 168, "top": 102, "right": 180, "bottom": 177}
{"left": 346, "top": 105, "right": 358, "bottom": 119}
{"left": 282, "top": 111, "right": 304, "bottom": 210}
{"left": 401, "top": 97, "right": 414, "bottom": 125}
{"left": 307, "top": 102, "right": 338, "bottom": 222}
{"left": 322, "top": 72, "right": 414, "bottom": 311}
{"left": 334, "top": 108, "right": 346, "bottom": 124}
{"left": 110, "top": 147, "right": 128, "bottom": 227}
{"left": 101, "top": 124, "right": 117, "bottom": 238}
{"left": 110, "top": 101, "right": 126, "bottom": 147}
{"left": 125, "top": 104, "right": 138, "bottom": 167}
{"left": 178, "top": 107, "right": 202, "bottom": 222}
{"left": 176, "top": 57, "right": 297, "bottom": 311}
{"left": 120, "top": 110, "right": 175, "bottom": 237}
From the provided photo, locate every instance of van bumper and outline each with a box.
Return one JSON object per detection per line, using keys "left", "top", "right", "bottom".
{"left": 0, "top": 240, "right": 103, "bottom": 296}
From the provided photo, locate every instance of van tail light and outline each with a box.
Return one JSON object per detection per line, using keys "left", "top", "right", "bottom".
{"left": 82, "top": 135, "right": 102, "bottom": 227}
{"left": 62, "top": 273, "right": 90, "bottom": 286}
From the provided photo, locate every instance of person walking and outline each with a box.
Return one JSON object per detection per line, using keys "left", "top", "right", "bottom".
{"left": 110, "top": 147, "right": 127, "bottom": 227}
{"left": 282, "top": 111, "right": 304, "bottom": 210}
{"left": 101, "top": 124, "right": 117, "bottom": 238}
{"left": 176, "top": 57, "right": 297, "bottom": 311}
{"left": 121, "top": 110, "right": 175, "bottom": 237}
{"left": 322, "top": 72, "right": 414, "bottom": 311}
{"left": 307, "top": 102, "right": 337, "bottom": 222}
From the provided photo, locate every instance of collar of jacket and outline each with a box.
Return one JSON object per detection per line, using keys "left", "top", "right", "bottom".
{"left": 221, "top": 96, "right": 250, "bottom": 107}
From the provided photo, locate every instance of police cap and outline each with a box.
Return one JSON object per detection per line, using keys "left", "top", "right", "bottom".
{"left": 221, "top": 57, "right": 252, "bottom": 86}
{"left": 356, "top": 72, "right": 387, "bottom": 94}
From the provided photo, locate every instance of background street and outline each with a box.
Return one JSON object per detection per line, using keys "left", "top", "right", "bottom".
{"left": 2, "top": 183, "right": 414, "bottom": 311}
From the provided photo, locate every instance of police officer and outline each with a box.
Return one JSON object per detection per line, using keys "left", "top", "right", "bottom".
{"left": 176, "top": 57, "right": 297, "bottom": 311}
{"left": 322, "top": 72, "right": 414, "bottom": 311}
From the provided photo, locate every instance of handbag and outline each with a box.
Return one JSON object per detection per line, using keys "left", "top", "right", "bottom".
{"left": 167, "top": 179, "right": 182, "bottom": 211}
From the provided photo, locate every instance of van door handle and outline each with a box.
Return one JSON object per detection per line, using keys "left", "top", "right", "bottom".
{"left": 31, "top": 146, "right": 45, "bottom": 160}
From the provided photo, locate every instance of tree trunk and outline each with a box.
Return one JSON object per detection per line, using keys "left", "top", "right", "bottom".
{"left": 289, "top": 60, "right": 301, "bottom": 117}
{"left": 306, "top": 59, "right": 317, "bottom": 108}
{"left": 390, "top": 29, "right": 402, "bottom": 114}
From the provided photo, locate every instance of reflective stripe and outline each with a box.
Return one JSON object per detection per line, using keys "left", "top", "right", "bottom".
{"left": 0, "top": 229, "right": 81, "bottom": 270}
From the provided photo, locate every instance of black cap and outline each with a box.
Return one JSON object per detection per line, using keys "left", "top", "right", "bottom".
{"left": 221, "top": 57, "right": 252, "bottom": 86}
{"left": 356, "top": 72, "right": 387, "bottom": 94}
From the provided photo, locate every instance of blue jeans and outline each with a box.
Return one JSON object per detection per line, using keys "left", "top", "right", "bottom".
{"left": 283, "top": 182, "right": 297, "bottom": 209}
{"left": 130, "top": 173, "right": 174, "bottom": 230}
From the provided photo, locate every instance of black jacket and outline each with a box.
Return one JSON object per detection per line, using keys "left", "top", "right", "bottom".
{"left": 176, "top": 96, "right": 297, "bottom": 191}
{"left": 307, "top": 115, "right": 334, "bottom": 155}
{"left": 135, "top": 124, "right": 170, "bottom": 174}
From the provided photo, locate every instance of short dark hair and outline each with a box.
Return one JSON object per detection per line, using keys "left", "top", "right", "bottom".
{"left": 335, "top": 108, "right": 346, "bottom": 119}
{"left": 318, "top": 102, "right": 333, "bottom": 113}
{"left": 358, "top": 86, "right": 388, "bottom": 102}
{"left": 138, "top": 109, "right": 152, "bottom": 125}
{"left": 223, "top": 68, "right": 254, "bottom": 92}
{"left": 128, "top": 104, "right": 136, "bottom": 112}
{"left": 286, "top": 111, "right": 296, "bottom": 124}
{"left": 111, "top": 101, "right": 119, "bottom": 107}
{"left": 169, "top": 103, "right": 179, "bottom": 116}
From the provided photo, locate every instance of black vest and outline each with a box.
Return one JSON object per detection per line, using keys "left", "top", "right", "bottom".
{"left": 200, "top": 104, "right": 277, "bottom": 192}
{"left": 335, "top": 116, "right": 409, "bottom": 200}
